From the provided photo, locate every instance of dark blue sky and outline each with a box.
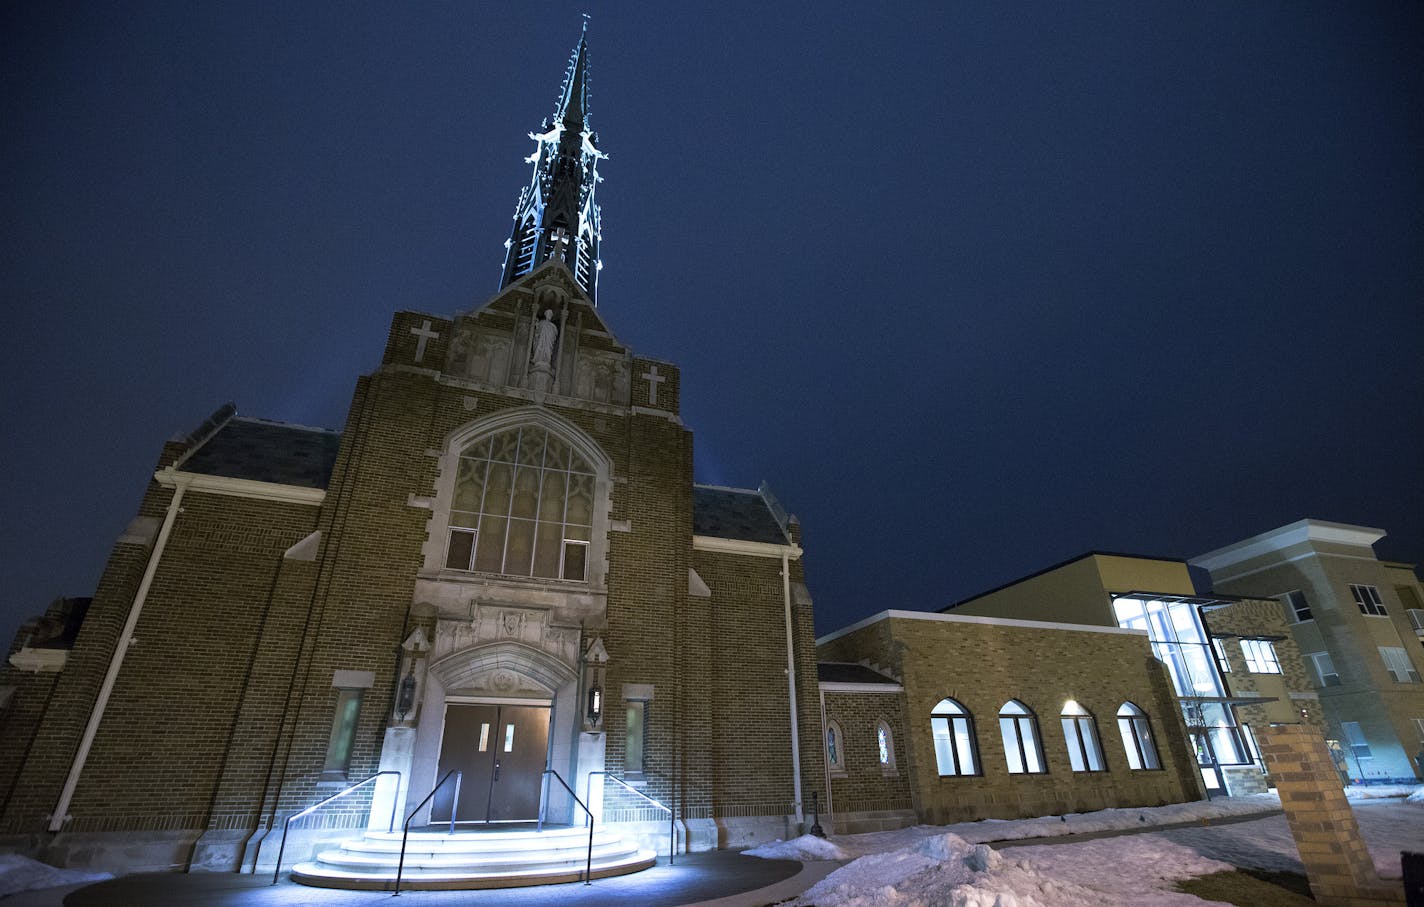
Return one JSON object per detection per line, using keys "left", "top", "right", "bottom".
{"left": 3, "top": 2, "right": 1422, "bottom": 648}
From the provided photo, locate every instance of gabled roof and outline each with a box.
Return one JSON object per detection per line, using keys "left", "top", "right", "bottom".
{"left": 817, "top": 662, "right": 898, "bottom": 685}
{"left": 692, "top": 484, "right": 789, "bottom": 545}
{"left": 180, "top": 416, "right": 341, "bottom": 489}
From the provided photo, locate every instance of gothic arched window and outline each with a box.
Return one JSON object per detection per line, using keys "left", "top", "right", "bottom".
{"left": 1060, "top": 701, "right": 1106, "bottom": 772}
{"left": 998, "top": 700, "right": 1045, "bottom": 774}
{"left": 876, "top": 719, "right": 896, "bottom": 773}
{"left": 930, "top": 698, "right": 978, "bottom": 777}
{"left": 1117, "top": 702, "right": 1161, "bottom": 770}
{"left": 826, "top": 719, "right": 846, "bottom": 777}
{"left": 444, "top": 424, "right": 595, "bottom": 581}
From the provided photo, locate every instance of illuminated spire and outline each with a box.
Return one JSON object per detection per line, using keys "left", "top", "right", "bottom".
{"left": 500, "top": 22, "right": 604, "bottom": 303}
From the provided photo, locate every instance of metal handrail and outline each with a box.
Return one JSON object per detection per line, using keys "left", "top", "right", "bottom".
{"left": 393, "top": 769, "right": 462, "bottom": 896}
{"left": 540, "top": 768, "right": 595, "bottom": 885}
{"left": 271, "top": 770, "right": 401, "bottom": 885}
{"left": 587, "top": 771, "right": 676, "bottom": 865}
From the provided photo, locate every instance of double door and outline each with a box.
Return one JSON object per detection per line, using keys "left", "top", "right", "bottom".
{"left": 431, "top": 702, "right": 550, "bottom": 823}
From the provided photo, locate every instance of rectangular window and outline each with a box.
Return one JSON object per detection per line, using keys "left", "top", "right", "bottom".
{"left": 1308, "top": 651, "right": 1341, "bottom": 687}
{"left": 1351, "top": 584, "right": 1388, "bottom": 616}
{"left": 322, "top": 689, "right": 363, "bottom": 780}
{"left": 1241, "top": 639, "right": 1282, "bottom": 674}
{"left": 1282, "top": 590, "right": 1313, "bottom": 622}
{"left": 625, "top": 700, "right": 646, "bottom": 777}
{"left": 1411, "top": 718, "right": 1424, "bottom": 741}
{"left": 563, "top": 540, "right": 588, "bottom": 581}
{"left": 1379, "top": 647, "right": 1422, "bottom": 683}
{"left": 1211, "top": 638, "right": 1232, "bottom": 672}
{"left": 445, "top": 528, "right": 476, "bottom": 570}
{"left": 1407, "top": 609, "right": 1424, "bottom": 633}
{"left": 1341, "top": 721, "right": 1372, "bottom": 760}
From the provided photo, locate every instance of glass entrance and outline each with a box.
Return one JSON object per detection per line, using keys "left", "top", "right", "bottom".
{"left": 431, "top": 702, "right": 551, "bottom": 823}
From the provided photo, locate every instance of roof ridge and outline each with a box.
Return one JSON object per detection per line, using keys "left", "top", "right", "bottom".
{"left": 693, "top": 483, "right": 761, "bottom": 494}
{"left": 232, "top": 416, "right": 341, "bottom": 434}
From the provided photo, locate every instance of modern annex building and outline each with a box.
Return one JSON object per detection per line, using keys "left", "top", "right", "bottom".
{"left": 1193, "top": 519, "right": 1424, "bottom": 784}
{"left": 0, "top": 34, "right": 826, "bottom": 883}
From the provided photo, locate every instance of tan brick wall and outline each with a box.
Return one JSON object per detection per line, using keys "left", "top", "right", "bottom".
{"left": 822, "top": 690, "right": 912, "bottom": 816}
{"left": 820, "top": 615, "right": 1203, "bottom": 823}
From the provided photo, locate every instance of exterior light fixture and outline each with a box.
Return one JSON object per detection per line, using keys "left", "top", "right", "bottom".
{"left": 396, "top": 668, "right": 417, "bottom": 721}
{"left": 587, "top": 684, "right": 603, "bottom": 726}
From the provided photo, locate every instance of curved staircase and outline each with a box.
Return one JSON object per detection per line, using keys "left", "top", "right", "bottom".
{"left": 290, "top": 826, "right": 657, "bottom": 890}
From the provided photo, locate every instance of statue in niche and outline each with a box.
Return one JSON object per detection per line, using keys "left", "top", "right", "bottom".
{"left": 531, "top": 309, "right": 558, "bottom": 368}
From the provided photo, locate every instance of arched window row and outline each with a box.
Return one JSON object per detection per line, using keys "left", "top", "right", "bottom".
{"left": 823, "top": 718, "right": 900, "bottom": 776}
{"left": 928, "top": 698, "right": 1161, "bottom": 777}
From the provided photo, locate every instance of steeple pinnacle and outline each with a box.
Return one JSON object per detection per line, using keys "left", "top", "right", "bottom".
{"left": 555, "top": 23, "right": 589, "bottom": 132}
{"left": 500, "top": 24, "right": 604, "bottom": 303}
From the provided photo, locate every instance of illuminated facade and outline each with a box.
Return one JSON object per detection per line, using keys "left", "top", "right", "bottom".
{"left": 0, "top": 33, "right": 824, "bottom": 882}
{"left": 1194, "top": 520, "right": 1424, "bottom": 784}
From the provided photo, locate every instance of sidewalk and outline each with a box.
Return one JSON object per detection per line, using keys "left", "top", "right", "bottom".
{"left": 3, "top": 852, "right": 819, "bottom": 907}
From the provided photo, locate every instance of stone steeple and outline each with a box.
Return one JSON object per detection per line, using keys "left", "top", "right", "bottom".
{"left": 500, "top": 24, "right": 604, "bottom": 304}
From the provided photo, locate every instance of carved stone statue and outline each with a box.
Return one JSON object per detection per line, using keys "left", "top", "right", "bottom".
{"left": 531, "top": 309, "right": 558, "bottom": 367}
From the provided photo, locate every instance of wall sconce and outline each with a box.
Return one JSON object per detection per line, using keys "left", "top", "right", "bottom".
{"left": 587, "top": 684, "right": 603, "bottom": 726}
{"left": 396, "top": 668, "right": 417, "bottom": 721}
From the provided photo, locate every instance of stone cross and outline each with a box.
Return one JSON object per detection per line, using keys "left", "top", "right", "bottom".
{"left": 641, "top": 364, "right": 665, "bottom": 406}
{"left": 410, "top": 320, "right": 439, "bottom": 363}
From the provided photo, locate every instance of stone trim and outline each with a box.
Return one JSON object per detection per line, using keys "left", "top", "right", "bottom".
{"left": 817, "top": 609, "right": 1149, "bottom": 646}
{"left": 154, "top": 469, "right": 325, "bottom": 505}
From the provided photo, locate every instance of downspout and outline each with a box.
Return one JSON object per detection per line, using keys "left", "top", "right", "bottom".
{"left": 49, "top": 472, "right": 189, "bottom": 831}
{"left": 819, "top": 686, "right": 833, "bottom": 821}
{"left": 782, "top": 550, "right": 804, "bottom": 827}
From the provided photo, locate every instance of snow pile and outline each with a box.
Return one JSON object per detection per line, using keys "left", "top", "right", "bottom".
{"left": 793, "top": 832, "right": 1218, "bottom": 906}
{"left": 1407, "top": 787, "right": 1424, "bottom": 803}
{"left": 1345, "top": 784, "right": 1419, "bottom": 800}
{"left": 815, "top": 794, "right": 1283, "bottom": 860}
{"left": 0, "top": 854, "right": 111, "bottom": 898}
{"left": 744, "top": 834, "right": 849, "bottom": 861}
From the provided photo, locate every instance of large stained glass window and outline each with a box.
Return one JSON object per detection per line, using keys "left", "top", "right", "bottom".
{"left": 444, "top": 425, "right": 595, "bottom": 581}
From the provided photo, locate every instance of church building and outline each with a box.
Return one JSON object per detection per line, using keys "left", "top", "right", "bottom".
{"left": 0, "top": 32, "right": 824, "bottom": 886}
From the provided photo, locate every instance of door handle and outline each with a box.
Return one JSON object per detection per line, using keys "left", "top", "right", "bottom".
{"left": 493, "top": 759, "right": 500, "bottom": 781}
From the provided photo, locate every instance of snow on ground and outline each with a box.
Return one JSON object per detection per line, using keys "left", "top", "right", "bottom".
{"left": 1345, "top": 783, "right": 1419, "bottom": 799}
{"left": 745, "top": 835, "right": 850, "bottom": 861}
{"left": 0, "top": 854, "right": 111, "bottom": 899}
{"left": 756, "top": 787, "right": 1424, "bottom": 907}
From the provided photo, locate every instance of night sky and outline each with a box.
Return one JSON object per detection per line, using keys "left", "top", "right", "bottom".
{"left": 4, "top": 3, "right": 1422, "bottom": 649}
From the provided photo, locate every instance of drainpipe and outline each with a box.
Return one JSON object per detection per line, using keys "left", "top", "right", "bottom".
{"left": 782, "top": 550, "right": 804, "bottom": 827}
{"left": 49, "top": 473, "right": 189, "bottom": 832}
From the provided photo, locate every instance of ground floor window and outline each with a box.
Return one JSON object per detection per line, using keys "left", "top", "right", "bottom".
{"left": 930, "top": 698, "right": 979, "bottom": 776}
{"left": 999, "top": 700, "right": 1045, "bottom": 774}
{"left": 322, "top": 689, "right": 363, "bottom": 781}
{"left": 1117, "top": 702, "right": 1161, "bottom": 770}
{"left": 877, "top": 719, "right": 897, "bottom": 773}
{"left": 1061, "top": 701, "right": 1105, "bottom": 772}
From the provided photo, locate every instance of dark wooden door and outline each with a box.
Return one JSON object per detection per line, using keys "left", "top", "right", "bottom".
{"left": 431, "top": 703, "right": 550, "bottom": 823}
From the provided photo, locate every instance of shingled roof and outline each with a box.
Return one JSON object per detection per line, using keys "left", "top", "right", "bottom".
{"left": 817, "top": 662, "right": 900, "bottom": 685}
{"left": 692, "top": 485, "right": 789, "bottom": 545}
{"left": 181, "top": 417, "right": 342, "bottom": 489}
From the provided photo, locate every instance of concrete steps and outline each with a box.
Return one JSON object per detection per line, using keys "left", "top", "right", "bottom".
{"left": 290, "top": 826, "right": 657, "bottom": 890}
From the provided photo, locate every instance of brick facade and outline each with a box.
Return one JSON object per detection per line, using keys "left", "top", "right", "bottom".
{"left": 0, "top": 263, "right": 823, "bottom": 872}
{"left": 819, "top": 612, "right": 1204, "bottom": 824}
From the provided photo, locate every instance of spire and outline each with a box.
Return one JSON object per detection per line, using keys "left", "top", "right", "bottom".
{"left": 555, "top": 23, "right": 589, "bottom": 132}
{"left": 500, "top": 23, "right": 604, "bottom": 304}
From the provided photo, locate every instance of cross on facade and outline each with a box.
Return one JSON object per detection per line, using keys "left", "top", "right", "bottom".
{"left": 410, "top": 320, "right": 439, "bottom": 363}
{"left": 641, "top": 364, "right": 665, "bottom": 406}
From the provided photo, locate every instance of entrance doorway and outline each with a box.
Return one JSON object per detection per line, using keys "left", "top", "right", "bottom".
{"left": 432, "top": 702, "right": 551, "bottom": 823}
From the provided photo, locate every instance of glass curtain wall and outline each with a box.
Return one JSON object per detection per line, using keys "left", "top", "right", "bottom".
{"left": 1112, "top": 595, "right": 1250, "bottom": 791}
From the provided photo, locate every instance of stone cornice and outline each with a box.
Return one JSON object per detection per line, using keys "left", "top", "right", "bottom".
{"left": 692, "top": 535, "right": 802, "bottom": 559}
{"left": 154, "top": 468, "right": 325, "bottom": 505}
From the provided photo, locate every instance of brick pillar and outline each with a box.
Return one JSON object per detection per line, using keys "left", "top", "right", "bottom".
{"left": 1255, "top": 725, "right": 1404, "bottom": 906}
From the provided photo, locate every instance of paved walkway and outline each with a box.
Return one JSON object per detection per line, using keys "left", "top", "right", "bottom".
{"left": 2, "top": 803, "right": 1293, "bottom": 907}
{"left": 3, "top": 852, "right": 825, "bottom": 907}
